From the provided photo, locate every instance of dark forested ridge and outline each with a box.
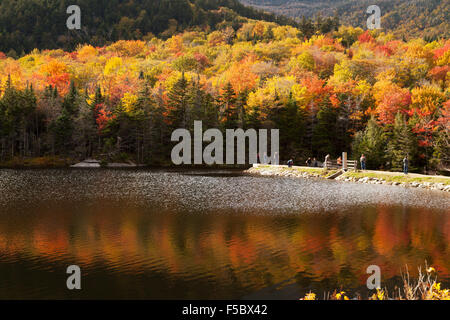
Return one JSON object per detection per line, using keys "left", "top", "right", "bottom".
{"left": 240, "top": 0, "right": 450, "bottom": 40}
{"left": 0, "top": 0, "right": 298, "bottom": 54}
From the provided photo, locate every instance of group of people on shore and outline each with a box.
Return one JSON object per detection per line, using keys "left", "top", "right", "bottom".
{"left": 305, "top": 157, "right": 319, "bottom": 167}
{"left": 305, "top": 154, "right": 340, "bottom": 168}
{"left": 285, "top": 153, "right": 410, "bottom": 175}
{"left": 359, "top": 154, "right": 409, "bottom": 174}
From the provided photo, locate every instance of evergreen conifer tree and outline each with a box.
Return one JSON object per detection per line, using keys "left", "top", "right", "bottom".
{"left": 386, "top": 112, "right": 417, "bottom": 171}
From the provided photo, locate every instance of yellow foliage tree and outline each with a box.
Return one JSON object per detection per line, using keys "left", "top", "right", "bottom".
{"left": 121, "top": 92, "right": 138, "bottom": 114}
{"left": 104, "top": 57, "right": 123, "bottom": 76}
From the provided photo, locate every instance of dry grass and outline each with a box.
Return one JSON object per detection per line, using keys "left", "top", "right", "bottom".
{"left": 252, "top": 165, "right": 337, "bottom": 177}
{"left": 0, "top": 156, "right": 72, "bottom": 168}
{"left": 301, "top": 263, "right": 450, "bottom": 300}
{"left": 342, "top": 171, "right": 450, "bottom": 186}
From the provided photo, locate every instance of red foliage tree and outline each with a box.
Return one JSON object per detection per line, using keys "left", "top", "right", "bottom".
{"left": 95, "top": 103, "right": 116, "bottom": 133}
{"left": 358, "top": 31, "right": 375, "bottom": 44}
{"left": 376, "top": 89, "right": 412, "bottom": 125}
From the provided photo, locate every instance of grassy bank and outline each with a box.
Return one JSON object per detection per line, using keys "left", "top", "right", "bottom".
{"left": 249, "top": 165, "right": 339, "bottom": 178}
{"left": 0, "top": 156, "right": 73, "bottom": 168}
{"left": 0, "top": 156, "right": 254, "bottom": 169}
{"left": 341, "top": 170, "right": 450, "bottom": 186}
{"left": 247, "top": 165, "right": 450, "bottom": 191}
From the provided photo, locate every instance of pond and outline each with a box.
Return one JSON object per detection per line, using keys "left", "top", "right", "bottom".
{"left": 0, "top": 169, "right": 449, "bottom": 299}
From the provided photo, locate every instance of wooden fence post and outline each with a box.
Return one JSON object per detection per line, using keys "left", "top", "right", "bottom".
{"left": 342, "top": 152, "right": 348, "bottom": 171}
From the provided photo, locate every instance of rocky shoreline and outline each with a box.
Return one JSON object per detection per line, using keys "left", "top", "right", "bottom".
{"left": 70, "top": 159, "right": 142, "bottom": 168}
{"left": 246, "top": 166, "right": 326, "bottom": 179}
{"left": 246, "top": 166, "right": 450, "bottom": 193}
{"left": 335, "top": 174, "right": 450, "bottom": 192}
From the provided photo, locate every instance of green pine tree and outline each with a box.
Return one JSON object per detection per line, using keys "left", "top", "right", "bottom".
{"left": 312, "top": 105, "right": 338, "bottom": 158}
{"left": 386, "top": 112, "right": 417, "bottom": 171}
{"left": 166, "top": 73, "right": 189, "bottom": 130}
{"left": 352, "top": 116, "right": 387, "bottom": 169}
{"left": 218, "top": 82, "right": 239, "bottom": 129}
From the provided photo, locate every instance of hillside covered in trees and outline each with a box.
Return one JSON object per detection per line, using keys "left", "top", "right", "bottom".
{"left": 0, "top": 12, "right": 449, "bottom": 171}
{"left": 0, "top": 0, "right": 301, "bottom": 55}
{"left": 240, "top": 0, "right": 450, "bottom": 40}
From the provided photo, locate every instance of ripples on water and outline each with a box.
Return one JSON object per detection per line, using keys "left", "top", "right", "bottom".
{"left": 0, "top": 169, "right": 449, "bottom": 299}
{"left": 0, "top": 169, "right": 448, "bottom": 213}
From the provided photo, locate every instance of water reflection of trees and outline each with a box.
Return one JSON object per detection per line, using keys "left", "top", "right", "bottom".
{"left": 0, "top": 204, "right": 448, "bottom": 292}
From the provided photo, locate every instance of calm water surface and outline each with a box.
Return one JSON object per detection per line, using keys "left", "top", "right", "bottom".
{"left": 0, "top": 169, "right": 449, "bottom": 299}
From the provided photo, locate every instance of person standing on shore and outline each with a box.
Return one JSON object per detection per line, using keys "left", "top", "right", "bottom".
{"left": 306, "top": 157, "right": 312, "bottom": 167}
{"left": 360, "top": 154, "right": 366, "bottom": 170}
{"left": 287, "top": 159, "right": 293, "bottom": 167}
{"left": 403, "top": 155, "right": 409, "bottom": 175}
{"left": 324, "top": 154, "right": 330, "bottom": 168}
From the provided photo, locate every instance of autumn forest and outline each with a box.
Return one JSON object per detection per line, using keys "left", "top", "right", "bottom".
{"left": 0, "top": 2, "right": 449, "bottom": 172}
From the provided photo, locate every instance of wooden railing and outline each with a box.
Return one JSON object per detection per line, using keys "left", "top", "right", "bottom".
{"left": 347, "top": 160, "right": 357, "bottom": 170}
{"left": 323, "top": 160, "right": 339, "bottom": 169}
{"left": 324, "top": 159, "right": 358, "bottom": 171}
